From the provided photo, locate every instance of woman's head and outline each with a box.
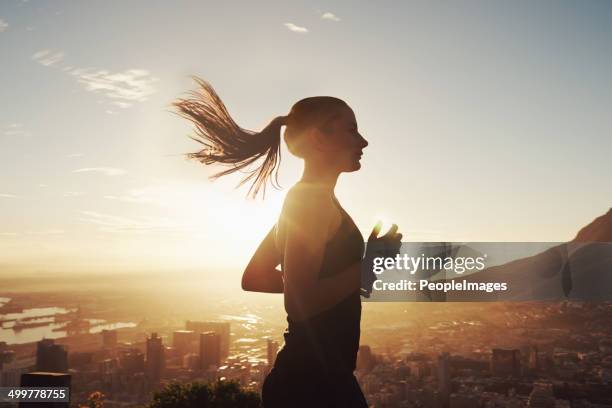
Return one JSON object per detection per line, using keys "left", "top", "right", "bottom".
{"left": 173, "top": 78, "right": 368, "bottom": 198}
{"left": 284, "top": 96, "right": 368, "bottom": 173}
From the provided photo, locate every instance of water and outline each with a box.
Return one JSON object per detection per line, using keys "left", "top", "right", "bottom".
{"left": 0, "top": 304, "right": 136, "bottom": 345}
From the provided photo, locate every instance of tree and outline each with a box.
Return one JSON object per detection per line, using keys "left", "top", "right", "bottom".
{"left": 148, "top": 379, "right": 261, "bottom": 408}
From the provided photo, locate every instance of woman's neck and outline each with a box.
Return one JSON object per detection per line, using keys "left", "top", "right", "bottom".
{"left": 299, "top": 160, "right": 339, "bottom": 193}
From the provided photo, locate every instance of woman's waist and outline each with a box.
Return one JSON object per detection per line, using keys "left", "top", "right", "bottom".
{"left": 275, "top": 338, "right": 359, "bottom": 375}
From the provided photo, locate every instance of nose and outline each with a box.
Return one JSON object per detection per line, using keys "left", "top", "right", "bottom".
{"left": 358, "top": 132, "right": 368, "bottom": 149}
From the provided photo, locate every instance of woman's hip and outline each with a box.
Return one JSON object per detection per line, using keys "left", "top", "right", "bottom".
{"left": 262, "top": 367, "right": 367, "bottom": 408}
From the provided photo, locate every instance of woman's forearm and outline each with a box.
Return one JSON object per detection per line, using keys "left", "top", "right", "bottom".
{"left": 242, "top": 268, "right": 284, "bottom": 293}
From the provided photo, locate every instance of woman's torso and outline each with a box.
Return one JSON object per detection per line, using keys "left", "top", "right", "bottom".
{"left": 273, "top": 193, "right": 365, "bottom": 376}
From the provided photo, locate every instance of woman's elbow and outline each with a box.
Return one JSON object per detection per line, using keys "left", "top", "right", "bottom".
{"left": 241, "top": 271, "right": 254, "bottom": 292}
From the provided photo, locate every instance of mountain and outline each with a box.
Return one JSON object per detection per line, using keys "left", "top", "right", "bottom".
{"left": 442, "top": 208, "right": 612, "bottom": 302}
{"left": 573, "top": 208, "right": 612, "bottom": 242}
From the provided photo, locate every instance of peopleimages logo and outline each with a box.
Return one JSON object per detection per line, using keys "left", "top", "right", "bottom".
{"left": 372, "top": 253, "right": 487, "bottom": 275}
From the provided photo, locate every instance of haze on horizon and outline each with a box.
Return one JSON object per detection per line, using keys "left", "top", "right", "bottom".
{"left": 1, "top": 1, "right": 611, "bottom": 278}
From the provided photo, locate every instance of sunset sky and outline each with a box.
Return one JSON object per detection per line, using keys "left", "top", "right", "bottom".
{"left": 1, "top": 1, "right": 611, "bottom": 277}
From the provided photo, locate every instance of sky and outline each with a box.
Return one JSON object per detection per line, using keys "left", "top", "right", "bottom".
{"left": 1, "top": 0, "right": 611, "bottom": 277}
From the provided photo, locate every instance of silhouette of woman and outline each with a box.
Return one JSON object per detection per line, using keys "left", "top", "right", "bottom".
{"left": 174, "top": 78, "right": 402, "bottom": 407}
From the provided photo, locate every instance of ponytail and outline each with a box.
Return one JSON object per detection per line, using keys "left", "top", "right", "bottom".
{"left": 173, "top": 77, "right": 286, "bottom": 199}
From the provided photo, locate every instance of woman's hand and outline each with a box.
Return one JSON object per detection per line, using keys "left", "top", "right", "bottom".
{"left": 361, "top": 221, "right": 403, "bottom": 297}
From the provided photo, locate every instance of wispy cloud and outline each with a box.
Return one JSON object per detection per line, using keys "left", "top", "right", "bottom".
{"left": 64, "top": 191, "right": 85, "bottom": 197}
{"left": 73, "top": 167, "right": 127, "bottom": 176}
{"left": 3, "top": 123, "right": 30, "bottom": 137}
{"left": 321, "top": 12, "right": 341, "bottom": 22}
{"left": 31, "top": 51, "right": 158, "bottom": 108}
{"left": 0, "top": 193, "right": 18, "bottom": 198}
{"left": 70, "top": 68, "right": 158, "bottom": 102}
{"left": 102, "top": 184, "right": 204, "bottom": 207}
{"left": 0, "top": 19, "right": 8, "bottom": 32}
{"left": 67, "top": 152, "right": 83, "bottom": 158}
{"left": 104, "top": 194, "right": 152, "bottom": 204}
{"left": 26, "top": 229, "right": 65, "bottom": 235}
{"left": 284, "top": 23, "right": 308, "bottom": 33}
{"left": 31, "top": 49, "right": 65, "bottom": 67}
{"left": 0, "top": 232, "right": 18, "bottom": 236}
{"left": 78, "top": 210, "right": 184, "bottom": 233}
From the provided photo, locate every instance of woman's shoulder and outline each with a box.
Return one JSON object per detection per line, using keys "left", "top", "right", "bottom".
{"left": 283, "top": 182, "right": 334, "bottom": 217}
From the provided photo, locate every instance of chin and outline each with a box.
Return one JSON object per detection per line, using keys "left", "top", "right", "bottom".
{"left": 346, "top": 162, "right": 362, "bottom": 172}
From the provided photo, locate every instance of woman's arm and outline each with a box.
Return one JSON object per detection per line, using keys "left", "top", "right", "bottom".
{"left": 241, "top": 225, "right": 284, "bottom": 293}
{"left": 281, "top": 186, "right": 362, "bottom": 321}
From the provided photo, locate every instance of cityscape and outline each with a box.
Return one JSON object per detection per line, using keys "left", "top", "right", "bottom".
{"left": 2, "top": 280, "right": 612, "bottom": 408}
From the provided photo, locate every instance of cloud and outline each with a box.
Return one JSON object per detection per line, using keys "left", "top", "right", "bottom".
{"left": 3, "top": 123, "right": 30, "bottom": 137}
{"left": 0, "top": 232, "right": 18, "bottom": 236}
{"left": 0, "top": 193, "right": 17, "bottom": 198}
{"left": 67, "top": 152, "right": 83, "bottom": 158}
{"left": 104, "top": 194, "right": 152, "bottom": 204}
{"left": 64, "top": 191, "right": 85, "bottom": 197}
{"left": 321, "top": 12, "right": 341, "bottom": 22}
{"left": 111, "top": 101, "right": 133, "bottom": 109}
{"left": 31, "top": 51, "right": 158, "bottom": 108}
{"left": 0, "top": 19, "right": 8, "bottom": 32}
{"left": 102, "top": 184, "right": 204, "bottom": 207}
{"left": 70, "top": 68, "right": 158, "bottom": 102}
{"left": 26, "top": 229, "right": 65, "bottom": 235}
{"left": 284, "top": 23, "right": 308, "bottom": 33}
{"left": 78, "top": 210, "right": 184, "bottom": 233}
{"left": 31, "top": 49, "right": 65, "bottom": 67}
{"left": 73, "top": 167, "right": 127, "bottom": 176}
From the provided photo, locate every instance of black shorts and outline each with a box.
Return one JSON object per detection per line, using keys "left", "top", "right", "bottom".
{"left": 262, "top": 366, "right": 368, "bottom": 408}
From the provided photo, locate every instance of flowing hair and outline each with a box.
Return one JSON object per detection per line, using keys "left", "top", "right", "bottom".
{"left": 173, "top": 77, "right": 285, "bottom": 199}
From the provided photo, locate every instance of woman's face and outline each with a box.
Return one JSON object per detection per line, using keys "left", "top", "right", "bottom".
{"left": 317, "top": 106, "right": 369, "bottom": 172}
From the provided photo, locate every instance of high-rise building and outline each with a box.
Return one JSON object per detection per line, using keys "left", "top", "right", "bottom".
{"left": 186, "top": 321, "right": 230, "bottom": 359}
{"left": 120, "top": 349, "right": 145, "bottom": 374}
{"left": 20, "top": 372, "right": 71, "bottom": 408}
{"left": 528, "top": 346, "right": 540, "bottom": 372}
{"left": 173, "top": 330, "right": 197, "bottom": 357}
{"left": 101, "top": 330, "right": 118, "bottom": 349}
{"left": 437, "top": 352, "right": 451, "bottom": 408}
{"left": 200, "top": 332, "right": 221, "bottom": 370}
{"left": 36, "top": 339, "right": 68, "bottom": 373}
{"left": 146, "top": 333, "right": 165, "bottom": 383}
{"left": 491, "top": 348, "right": 521, "bottom": 377}
{"left": 356, "top": 345, "right": 375, "bottom": 372}
{"left": 267, "top": 338, "right": 279, "bottom": 367}
{"left": 1, "top": 356, "right": 35, "bottom": 387}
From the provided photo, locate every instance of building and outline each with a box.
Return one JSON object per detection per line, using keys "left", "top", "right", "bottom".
{"left": 0, "top": 356, "right": 35, "bottom": 387}
{"left": 146, "top": 333, "right": 165, "bottom": 383}
{"left": 101, "top": 329, "right": 118, "bottom": 349}
{"left": 437, "top": 352, "right": 451, "bottom": 408}
{"left": 120, "top": 349, "right": 145, "bottom": 374}
{"left": 36, "top": 339, "right": 68, "bottom": 373}
{"left": 200, "top": 331, "right": 221, "bottom": 370}
{"left": 267, "top": 338, "right": 279, "bottom": 367}
{"left": 19, "top": 372, "right": 71, "bottom": 408}
{"left": 186, "top": 321, "right": 230, "bottom": 359}
{"left": 491, "top": 348, "right": 521, "bottom": 377}
{"left": 173, "top": 330, "right": 197, "bottom": 357}
{"left": 357, "top": 345, "right": 376, "bottom": 372}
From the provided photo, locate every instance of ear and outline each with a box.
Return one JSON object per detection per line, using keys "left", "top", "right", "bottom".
{"left": 307, "top": 127, "right": 327, "bottom": 152}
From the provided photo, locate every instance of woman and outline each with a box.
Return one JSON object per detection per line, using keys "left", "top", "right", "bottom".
{"left": 175, "top": 78, "right": 402, "bottom": 407}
